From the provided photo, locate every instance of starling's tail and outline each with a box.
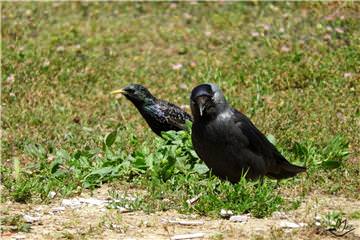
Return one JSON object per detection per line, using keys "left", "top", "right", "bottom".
{"left": 267, "top": 158, "right": 306, "bottom": 179}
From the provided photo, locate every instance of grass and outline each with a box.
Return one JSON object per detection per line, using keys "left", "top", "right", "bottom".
{"left": 1, "top": 1, "right": 360, "bottom": 225}
{"left": 0, "top": 214, "right": 31, "bottom": 233}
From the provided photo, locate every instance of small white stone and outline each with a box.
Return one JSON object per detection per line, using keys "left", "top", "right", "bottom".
{"left": 61, "top": 198, "right": 82, "bottom": 208}
{"left": 79, "top": 197, "right": 108, "bottom": 206}
{"left": 279, "top": 220, "right": 307, "bottom": 229}
{"left": 280, "top": 45, "right": 291, "bottom": 53}
{"left": 335, "top": 27, "right": 344, "bottom": 34}
{"left": 43, "top": 59, "right": 50, "bottom": 67}
{"left": 56, "top": 46, "right": 65, "bottom": 52}
{"left": 344, "top": 72, "right": 352, "bottom": 78}
{"left": 171, "top": 63, "right": 183, "bottom": 70}
{"left": 50, "top": 206, "right": 65, "bottom": 213}
{"left": 23, "top": 214, "right": 40, "bottom": 223}
{"left": 48, "top": 191, "right": 56, "bottom": 199}
{"left": 220, "top": 209, "right": 233, "bottom": 218}
{"left": 229, "top": 214, "right": 249, "bottom": 223}
{"left": 179, "top": 83, "right": 187, "bottom": 90}
{"left": 251, "top": 31, "right": 260, "bottom": 37}
{"left": 171, "top": 233, "right": 205, "bottom": 240}
{"left": 272, "top": 211, "right": 287, "bottom": 219}
{"left": 117, "top": 206, "right": 131, "bottom": 213}
{"left": 186, "top": 194, "right": 201, "bottom": 205}
{"left": 167, "top": 219, "right": 205, "bottom": 225}
{"left": 14, "top": 234, "right": 26, "bottom": 240}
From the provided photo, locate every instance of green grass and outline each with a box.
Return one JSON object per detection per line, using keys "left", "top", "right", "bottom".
{"left": 0, "top": 214, "right": 32, "bottom": 233}
{"left": 1, "top": 2, "right": 360, "bottom": 219}
{"left": 350, "top": 211, "right": 360, "bottom": 220}
{"left": 318, "top": 211, "right": 356, "bottom": 236}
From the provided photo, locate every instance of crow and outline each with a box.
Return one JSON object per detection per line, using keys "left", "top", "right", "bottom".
{"left": 190, "top": 83, "right": 306, "bottom": 183}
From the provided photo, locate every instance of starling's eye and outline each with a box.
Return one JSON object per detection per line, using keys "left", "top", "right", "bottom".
{"left": 127, "top": 89, "right": 135, "bottom": 94}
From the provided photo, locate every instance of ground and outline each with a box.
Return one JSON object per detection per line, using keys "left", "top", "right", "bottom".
{"left": 1, "top": 2, "right": 360, "bottom": 240}
{"left": 2, "top": 185, "right": 360, "bottom": 240}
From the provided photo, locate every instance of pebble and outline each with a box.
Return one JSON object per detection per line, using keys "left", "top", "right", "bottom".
{"left": 47, "top": 191, "right": 56, "bottom": 199}
{"left": 22, "top": 214, "right": 41, "bottom": 223}
{"left": 61, "top": 197, "right": 108, "bottom": 208}
{"left": 171, "top": 232, "right": 205, "bottom": 240}
{"left": 220, "top": 209, "right": 234, "bottom": 218}
{"left": 229, "top": 214, "right": 249, "bottom": 223}
{"left": 279, "top": 220, "right": 307, "bottom": 229}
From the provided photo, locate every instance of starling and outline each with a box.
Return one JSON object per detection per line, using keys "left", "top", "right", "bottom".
{"left": 190, "top": 83, "right": 306, "bottom": 183}
{"left": 111, "top": 84, "right": 192, "bottom": 137}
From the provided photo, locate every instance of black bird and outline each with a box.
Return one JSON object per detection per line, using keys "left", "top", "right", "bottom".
{"left": 111, "top": 84, "right": 192, "bottom": 137}
{"left": 190, "top": 83, "right": 306, "bottom": 183}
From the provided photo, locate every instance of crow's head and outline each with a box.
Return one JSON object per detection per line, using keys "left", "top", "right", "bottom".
{"left": 190, "top": 83, "right": 228, "bottom": 121}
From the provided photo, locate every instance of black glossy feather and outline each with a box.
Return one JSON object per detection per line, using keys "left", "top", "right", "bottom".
{"left": 190, "top": 83, "right": 306, "bottom": 183}
{"left": 117, "top": 84, "right": 192, "bottom": 137}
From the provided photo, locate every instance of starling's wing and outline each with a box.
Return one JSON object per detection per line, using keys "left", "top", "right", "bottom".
{"left": 154, "top": 100, "right": 192, "bottom": 130}
{"left": 232, "top": 109, "right": 306, "bottom": 179}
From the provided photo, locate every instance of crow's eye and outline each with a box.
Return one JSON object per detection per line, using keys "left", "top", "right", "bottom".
{"left": 204, "top": 101, "right": 213, "bottom": 109}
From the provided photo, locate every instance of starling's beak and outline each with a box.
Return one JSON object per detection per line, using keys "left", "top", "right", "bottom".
{"left": 111, "top": 88, "right": 127, "bottom": 96}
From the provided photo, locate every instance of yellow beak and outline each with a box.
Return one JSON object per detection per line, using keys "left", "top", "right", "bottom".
{"left": 111, "top": 89, "right": 126, "bottom": 95}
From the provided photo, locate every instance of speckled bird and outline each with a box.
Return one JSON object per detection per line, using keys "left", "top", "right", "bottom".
{"left": 111, "top": 84, "right": 192, "bottom": 137}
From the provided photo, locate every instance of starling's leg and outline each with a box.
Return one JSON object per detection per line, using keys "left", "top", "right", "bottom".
{"left": 275, "top": 180, "right": 280, "bottom": 188}
{"left": 259, "top": 176, "right": 264, "bottom": 185}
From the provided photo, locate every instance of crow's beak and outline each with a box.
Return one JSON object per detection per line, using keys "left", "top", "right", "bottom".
{"left": 196, "top": 95, "right": 208, "bottom": 117}
{"left": 199, "top": 104, "right": 205, "bottom": 117}
{"left": 111, "top": 88, "right": 126, "bottom": 96}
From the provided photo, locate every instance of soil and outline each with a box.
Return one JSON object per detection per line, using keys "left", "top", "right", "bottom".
{"left": 1, "top": 185, "right": 360, "bottom": 240}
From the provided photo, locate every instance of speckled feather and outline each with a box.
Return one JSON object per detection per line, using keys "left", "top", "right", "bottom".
{"left": 142, "top": 100, "right": 192, "bottom": 136}
{"left": 118, "top": 84, "right": 192, "bottom": 137}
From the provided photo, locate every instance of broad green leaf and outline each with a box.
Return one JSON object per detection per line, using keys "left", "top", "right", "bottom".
{"left": 50, "top": 158, "right": 63, "bottom": 174}
{"left": 321, "top": 160, "right": 341, "bottom": 169}
{"left": 193, "top": 163, "right": 209, "bottom": 175}
{"left": 105, "top": 129, "right": 117, "bottom": 147}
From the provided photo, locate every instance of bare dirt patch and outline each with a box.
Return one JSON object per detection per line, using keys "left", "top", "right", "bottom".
{"left": 1, "top": 186, "right": 360, "bottom": 240}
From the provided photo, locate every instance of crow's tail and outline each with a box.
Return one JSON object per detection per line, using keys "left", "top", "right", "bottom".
{"left": 267, "top": 157, "right": 306, "bottom": 179}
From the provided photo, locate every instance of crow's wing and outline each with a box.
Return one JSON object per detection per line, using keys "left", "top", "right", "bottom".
{"left": 232, "top": 109, "right": 276, "bottom": 158}
{"left": 231, "top": 108, "right": 306, "bottom": 178}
